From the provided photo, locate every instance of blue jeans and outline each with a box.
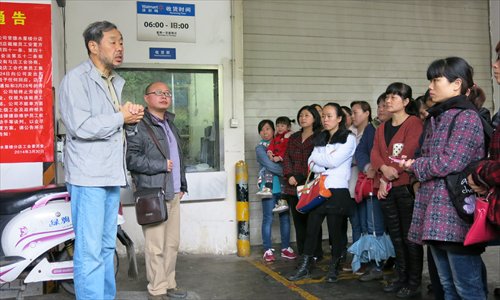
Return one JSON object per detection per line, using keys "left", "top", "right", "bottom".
{"left": 67, "top": 184, "right": 120, "bottom": 300}
{"left": 430, "top": 246, "right": 486, "bottom": 300}
{"left": 359, "top": 196, "right": 385, "bottom": 236}
{"left": 350, "top": 196, "right": 385, "bottom": 243}
{"left": 350, "top": 204, "right": 361, "bottom": 243}
{"left": 261, "top": 194, "right": 290, "bottom": 250}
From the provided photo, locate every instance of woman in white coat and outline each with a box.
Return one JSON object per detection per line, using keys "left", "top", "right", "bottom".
{"left": 288, "top": 102, "right": 356, "bottom": 283}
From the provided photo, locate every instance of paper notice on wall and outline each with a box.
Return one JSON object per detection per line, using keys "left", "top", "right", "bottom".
{"left": 0, "top": 1, "right": 54, "bottom": 163}
{"left": 137, "top": 1, "right": 196, "bottom": 43}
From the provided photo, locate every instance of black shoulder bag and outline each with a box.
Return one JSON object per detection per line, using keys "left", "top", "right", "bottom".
{"left": 134, "top": 122, "right": 168, "bottom": 226}
{"left": 445, "top": 110, "right": 491, "bottom": 224}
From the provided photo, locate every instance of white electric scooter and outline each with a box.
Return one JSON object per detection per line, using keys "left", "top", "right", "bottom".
{"left": 0, "top": 184, "right": 137, "bottom": 299}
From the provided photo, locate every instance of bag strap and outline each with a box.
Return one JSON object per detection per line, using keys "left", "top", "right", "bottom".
{"left": 304, "top": 162, "right": 315, "bottom": 184}
{"left": 143, "top": 121, "right": 169, "bottom": 192}
{"left": 143, "top": 121, "right": 168, "bottom": 159}
{"left": 447, "top": 109, "right": 492, "bottom": 157}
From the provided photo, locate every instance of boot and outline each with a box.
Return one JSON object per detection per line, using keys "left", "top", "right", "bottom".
{"left": 288, "top": 255, "right": 313, "bottom": 281}
{"left": 326, "top": 257, "right": 341, "bottom": 283}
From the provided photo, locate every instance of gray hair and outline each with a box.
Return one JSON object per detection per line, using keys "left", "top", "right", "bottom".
{"left": 83, "top": 21, "right": 118, "bottom": 55}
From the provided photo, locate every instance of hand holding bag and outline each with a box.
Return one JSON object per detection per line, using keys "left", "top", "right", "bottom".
{"left": 296, "top": 164, "right": 324, "bottom": 213}
{"left": 464, "top": 191, "right": 500, "bottom": 246}
{"left": 134, "top": 188, "right": 168, "bottom": 225}
{"left": 354, "top": 172, "right": 374, "bottom": 204}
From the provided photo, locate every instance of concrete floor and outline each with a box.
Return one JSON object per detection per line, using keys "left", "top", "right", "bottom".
{"left": 2, "top": 244, "right": 500, "bottom": 300}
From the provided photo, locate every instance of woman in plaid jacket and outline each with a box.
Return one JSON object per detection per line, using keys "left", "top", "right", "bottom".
{"left": 282, "top": 105, "right": 322, "bottom": 259}
{"left": 403, "top": 57, "right": 486, "bottom": 299}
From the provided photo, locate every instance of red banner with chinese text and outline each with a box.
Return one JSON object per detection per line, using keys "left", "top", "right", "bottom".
{"left": 0, "top": 2, "right": 53, "bottom": 163}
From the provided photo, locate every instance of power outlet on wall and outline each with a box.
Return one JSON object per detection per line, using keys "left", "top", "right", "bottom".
{"left": 230, "top": 118, "right": 239, "bottom": 128}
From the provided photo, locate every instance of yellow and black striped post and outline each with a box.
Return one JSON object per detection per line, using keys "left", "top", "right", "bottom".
{"left": 235, "top": 160, "right": 250, "bottom": 257}
{"left": 43, "top": 162, "right": 56, "bottom": 185}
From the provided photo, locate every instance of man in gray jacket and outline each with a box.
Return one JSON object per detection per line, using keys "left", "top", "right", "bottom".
{"left": 126, "top": 81, "right": 188, "bottom": 300}
{"left": 58, "top": 21, "right": 143, "bottom": 299}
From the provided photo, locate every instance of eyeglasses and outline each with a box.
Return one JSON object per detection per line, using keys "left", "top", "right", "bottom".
{"left": 146, "top": 90, "right": 172, "bottom": 97}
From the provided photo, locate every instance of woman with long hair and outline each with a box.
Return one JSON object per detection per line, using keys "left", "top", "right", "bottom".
{"left": 404, "top": 57, "right": 487, "bottom": 299}
{"left": 282, "top": 105, "right": 323, "bottom": 259}
{"left": 288, "top": 103, "right": 356, "bottom": 283}
{"left": 370, "top": 82, "right": 423, "bottom": 298}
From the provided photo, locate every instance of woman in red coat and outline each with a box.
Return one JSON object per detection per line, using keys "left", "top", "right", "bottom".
{"left": 468, "top": 41, "right": 500, "bottom": 226}
{"left": 370, "top": 82, "right": 423, "bottom": 298}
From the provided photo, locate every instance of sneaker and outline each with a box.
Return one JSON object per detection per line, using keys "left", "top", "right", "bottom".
{"left": 263, "top": 249, "right": 275, "bottom": 262}
{"left": 359, "top": 268, "right": 384, "bottom": 282}
{"left": 319, "top": 175, "right": 332, "bottom": 198}
{"left": 281, "top": 247, "right": 297, "bottom": 260}
{"left": 272, "top": 199, "right": 289, "bottom": 213}
{"left": 256, "top": 187, "right": 272, "bottom": 198}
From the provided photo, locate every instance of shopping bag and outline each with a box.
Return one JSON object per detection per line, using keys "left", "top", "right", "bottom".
{"left": 464, "top": 192, "right": 500, "bottom": 246}
{"left": 296, "top": 164, "right": 325, "bottom": 213}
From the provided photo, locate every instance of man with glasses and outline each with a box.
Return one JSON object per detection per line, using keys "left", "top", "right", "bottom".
{"left": 58, "top": 21, "right": 143, "bottom": 299}
{"left": 126, "top": 81, "right": 188, "bottom": 300}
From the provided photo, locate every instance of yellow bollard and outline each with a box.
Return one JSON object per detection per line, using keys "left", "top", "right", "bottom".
{"left": 235, "top": 160, "right": 250, "bottom": 257}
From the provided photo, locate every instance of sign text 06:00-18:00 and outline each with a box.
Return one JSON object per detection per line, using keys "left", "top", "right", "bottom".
{"left": 143, "top": 21, "right": 190, "bottom": 29}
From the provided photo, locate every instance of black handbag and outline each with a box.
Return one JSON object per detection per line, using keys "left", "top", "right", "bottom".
{"left": 134, "top": 120, "right": 169, "bottom": 225}
{"left": 445, "top": 171, "right": 475, "bottom": 224}
{"left": 134, "top": 187, "right": 168, "bottom": 225}
{"left": 444, "top": 111, "right": 484, "bottom": 224}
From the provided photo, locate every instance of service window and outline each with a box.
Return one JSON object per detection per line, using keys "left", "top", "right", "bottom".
{"left": 118, "top": 68, "right": 220, "bottom": 172}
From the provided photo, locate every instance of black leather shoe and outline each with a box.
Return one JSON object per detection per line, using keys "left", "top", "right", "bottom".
{"left": 167, "top": 287, "right": 188, "bottom": 299}
{"left": 384, "top": 281, "right": 404, "bottom": 293}
{"left": 396, "top": 286, "right": 421, "bottom": 298}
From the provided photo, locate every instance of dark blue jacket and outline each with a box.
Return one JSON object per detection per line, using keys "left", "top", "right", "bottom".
{"left": 354, "top": 123, "right": 375, "bottom": 172}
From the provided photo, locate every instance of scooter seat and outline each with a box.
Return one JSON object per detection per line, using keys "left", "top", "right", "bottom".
{"left": 0, "top": 185, "right": 68, "bottom": 215}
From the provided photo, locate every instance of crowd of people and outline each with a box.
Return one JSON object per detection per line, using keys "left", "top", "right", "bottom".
{"left": 57, "top": 18, "right": 499, "bottom": 300}
{"left": 256, "top": 43, "right": 500, "bottom": 299}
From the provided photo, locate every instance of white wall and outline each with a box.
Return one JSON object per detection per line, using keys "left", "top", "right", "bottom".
{"left": 59, "top": 0, "right": 244, "bottom": 254}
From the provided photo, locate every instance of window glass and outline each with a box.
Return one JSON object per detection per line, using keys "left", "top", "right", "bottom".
{"left": 118, "top": 69, "right": 220, "bottom": 172}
